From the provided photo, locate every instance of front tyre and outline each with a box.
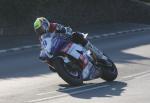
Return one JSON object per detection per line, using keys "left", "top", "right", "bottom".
{"left": 48, "top": 66, "right": 56, "bottom": 72}
{"left": 53, "top": 57, "right": 83, "bottom": 86}
{"left": 101, "top": 59, "right": 118, "bottom": 81}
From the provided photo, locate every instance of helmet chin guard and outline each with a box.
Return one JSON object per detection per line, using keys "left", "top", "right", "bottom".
{"left": 34, "top": 17, "right": 50, "bottom": 35}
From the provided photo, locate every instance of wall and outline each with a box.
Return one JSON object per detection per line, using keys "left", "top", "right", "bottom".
{"left": 0, "top": 0, "right": 150, "bottom": 36}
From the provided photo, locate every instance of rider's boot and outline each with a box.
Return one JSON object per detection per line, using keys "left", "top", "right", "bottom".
{"left": 85, "top": 41, "right": 112, "bottom": 66}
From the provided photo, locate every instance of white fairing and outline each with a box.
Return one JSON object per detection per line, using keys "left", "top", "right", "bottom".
{"left": 66, "top": 43, "right": 94, "bottom": 80}
{"left": 82, "top": 33, "right": 88, "bottom": 39}
{"left": 40, "top": 33, "right": 94, "bottom": 80}
{"left": 58, "top": 56, "right": 71, "bottom": 63}
{"left": 82, "top": 62, "right": 93, "bottom": 79}
{"left": 66, "top": 43, "right": 85, "bottom": 59}
{"left": 40, "top": 33, "right": 55, "bottom": 58}
{"left": 43, "top": 38, "right": 52, "bottom": 52}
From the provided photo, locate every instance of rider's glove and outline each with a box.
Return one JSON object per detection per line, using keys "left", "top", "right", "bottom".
{"left": 39, "top": 50, "right": 48, "bottom": 61}
{"left": 65, "top": 27, "right": 72, "bottom": 36}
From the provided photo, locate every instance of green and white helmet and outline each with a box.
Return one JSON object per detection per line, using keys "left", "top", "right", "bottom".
{"left": 34, "top": 17, "right": 50, "bottom": 35}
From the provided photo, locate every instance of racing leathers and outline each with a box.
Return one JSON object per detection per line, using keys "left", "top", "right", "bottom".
{"left": 39, "top": 23, "right": 72, "bottom": 61}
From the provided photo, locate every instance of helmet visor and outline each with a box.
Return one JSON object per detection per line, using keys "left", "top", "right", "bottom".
{"left": 35, "top": 26, "right": 45, "bottom": 36}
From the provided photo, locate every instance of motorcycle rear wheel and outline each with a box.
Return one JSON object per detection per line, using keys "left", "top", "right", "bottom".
{"left": 101, "top": 59, "right": 118, "bottom": 81}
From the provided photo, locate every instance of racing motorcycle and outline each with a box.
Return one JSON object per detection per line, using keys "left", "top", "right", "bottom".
{"left": 42, "top": 33, "right": 118, "bottom": 86}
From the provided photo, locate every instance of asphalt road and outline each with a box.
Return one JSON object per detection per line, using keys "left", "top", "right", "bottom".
{"left": 0, "top": 27, "right": 150, "bottom": 103}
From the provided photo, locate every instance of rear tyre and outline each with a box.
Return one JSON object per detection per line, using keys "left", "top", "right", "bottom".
{"left": 101, "top": 59, "right": 118, "bottom": 81}
{"left": 53, "top": 57, "right": 83, "bottom": 86}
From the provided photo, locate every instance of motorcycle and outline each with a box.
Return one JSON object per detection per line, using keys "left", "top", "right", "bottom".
{"left": 42, "top": 33, "right": 118, "bottom": 86}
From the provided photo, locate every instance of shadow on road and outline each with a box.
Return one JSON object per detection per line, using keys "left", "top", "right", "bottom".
{"left": 58, "top": 81, "right": 127, "bottom": 99}
{"left": 93, "top": 33, "right": 150, "bottom": 64}
{"left": 0, "top": 29, "right": 150, "bottom": 79}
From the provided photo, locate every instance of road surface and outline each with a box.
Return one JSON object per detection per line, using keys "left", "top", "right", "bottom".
{"left": 0, "top": 26, "right": 150, "bottom": 103}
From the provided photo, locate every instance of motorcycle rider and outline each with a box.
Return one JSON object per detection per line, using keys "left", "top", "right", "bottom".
{"left": 33, "top": 17, "right": 110, "bottom": 79}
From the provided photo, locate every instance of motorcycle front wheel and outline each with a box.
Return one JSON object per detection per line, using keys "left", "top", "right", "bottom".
{"left": 53, "top": 57, "right": 83, "bottom": 86}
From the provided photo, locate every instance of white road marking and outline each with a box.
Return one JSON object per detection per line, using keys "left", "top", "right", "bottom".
{"left": 10, "top": 47, "right": 21, "bottom": 51}
{"left": 26, "top": 85, "right": 110, "bottom": 103}
{"left": 0, "top": 49, "right": 7, "bottom": 53}
{"left": 88, "top": 36, "right": 94, "bottom": 39}
{"left": 131, "top": 29, "right": 137, "bottom": 32}
{"left": 117, "top": 31, "right": 124, "bottom": 34}
{"left": 135, "top": 73, "right": 150, "bottom": 79}
{"left": 0, "top": 44, "right": 40, "bottom": 54}
{"left": 105, "top": 33, "right": 116, "bottom": 36}
{"left": 25, "top": 70, "right": 150, "bottom": 103}
{"left": 34, "top": 44, "right": 40, "bottom": 47}
{"left": 2, "top": 26, "right": 148, "bottom": 103}
{"left": 23, "top": 45, "right": 33, "bottom": 49}
{"left": 37, "top": 70, "right": 150, "bottom": 96}
{"left": 37, "top": 83, "right": 101, "bottom": 96}
{"left": 94, "top": 35, "right": 101, "bottom": 38}
{"left": 101, "top": 33, "right": 110, "bottom": 37}
{"left": 0, "top": 27, "right": 150, "bottom": 54}
{"left": 122, "top": 70, "right": 150, "bottom": 79}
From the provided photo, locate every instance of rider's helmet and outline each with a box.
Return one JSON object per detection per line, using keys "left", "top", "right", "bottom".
{"left": 34, "top": 17, "right": 50, "bottom": 36}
